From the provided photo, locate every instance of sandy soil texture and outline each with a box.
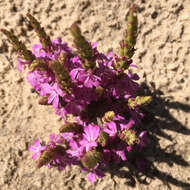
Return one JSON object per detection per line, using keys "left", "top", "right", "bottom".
{"left": 0, "top": 0, "right": 190, "bottom": 189}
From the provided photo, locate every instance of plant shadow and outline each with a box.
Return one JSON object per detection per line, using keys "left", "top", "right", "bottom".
{"left": 104, "top": 82, "right": 190, "bottom": 189}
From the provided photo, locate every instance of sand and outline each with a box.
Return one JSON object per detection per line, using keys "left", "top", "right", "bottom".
{"left": 0, "top": 0, "right": 190, "bottom": 189}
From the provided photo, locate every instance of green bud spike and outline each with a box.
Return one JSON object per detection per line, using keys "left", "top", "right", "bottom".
{"left": 70, "top": 22, "right": 96, "bottom": 70}
{"left": 117, "top": 4, "right": 138, "bottom": 70}
{"left": 26, "top": 13, "right": 52, "bottom": 51}
{"left": 1, "top": 29, "right": 35, "bottom": 61}
{"left": 59, "top": 123, "right": 83, "bottom": 133}
{"left": 29, "top": 58, "right": 48, "bottom": 71}
{"left": 102, "top": 111, "right": 115, "bottom": 123}
{"left": 37, "top": 147, "right": 56, "bottom": 168}
{"left": 119, "top": 129, "right": 136, "bottom": 146}
{"left": 122, "top": 4, "right": 138, "bottom": 58}
{"left": 37, "top": 145, "right": 66, "bottom": 168}
{"left": 49, "top": 53, "right": 72, "bottom": 93}
{"left": 98, "top": 131, "right": 109, "bottom": 147}
{"left": 80, "top": 150, "right": 102, "bottom": 170}
{"left": 128, "top": 96, "right": 152, "bottom": 109}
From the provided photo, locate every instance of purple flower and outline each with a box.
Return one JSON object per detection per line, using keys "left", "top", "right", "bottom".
{"left": 129, "top": 108, "right": 144, "bottom": 124}
{"left": 66, "top": 140, "right": 84, "bottom": 158}
{"left": 112, "top": 142, "right": 127, "bottom": 162}
{"left": 32, "top": 44, "right": 46, "bottom": 58}
{"left": 70, "top": 68, "right": 101, "bottom": 88}
{"left": 120, "top": 119, "right": 135, "bottom": 131}
{"left": 81, "top": 124, "right": 100, "bottom": 152}
{"left": 82, "top": 164, "right": 104, "bottom": 183}
{"left": 48, "top": 133, "right": 65, "bottom": 148}
{"left": 61, "top": 132, "right": 74, "bottom": 142}
{"left": 108, "top": 74, "right": 139, "bottom": 100}
{"left": 47, "top": 83, "right": 66, "bottom": 108}
{"left": 126, "top": 145, "right": 132, "bottom": 152}
{"left": 73, "top": 86, "right": 98, "bottom": 103}
{"left": 88, "top": 168, "right": 104, "bottom": 183}
{"left": 102, "top": 149, "right": 111, "bottom": 165}
{"left": 103, "top": 121, "right": 117, "bottom": 137}
{"left": 17, "top": 58, "right": 31, "bottom": 72}
{"left": 48, "top": 153, "right": 78, "bottom": 170}
{"left": 137, "top": 131, "right": 147, "bottom": 152}
{"left": 26, "top": 70, "right": 53, "bottom": 95}
{"left": 64, "top": 100, "right": 86, "bottom": 115}
{"left": 29, "top": 139, "right": 46, "bottom": 160}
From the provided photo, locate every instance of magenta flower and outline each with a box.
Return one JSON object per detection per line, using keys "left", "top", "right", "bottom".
{"left": 82, "top": 164, "right": 104, "bottom": 183}
{"left": 113, "top": 149, "right": 127, "bottom": 162}
{"left": 107, "top": 74, "right": 139, "bottom": 100}
{"left": 48, "top": 133, "right": 65, "bottom": 148}
{"left": 66, "top": 140, "right": 84, "bottom": 158}
{"left": 87, "top": 168, "right": 104, "bottom": 183}
{"left": 137, "top": 131, "right": 147, "bottom": 152}
{"left": 17, "top": 58, "right": 31, "bottom": 72}
{"left": 70, "top": 68, "right": 101, "bottom": 88}
{"left": 103, "top": 121, "right": 117, "bottom": 137}
{"left": 26, "top": 70, "right": 53, "bottom": 95}
{"left": 112, "top": 142, "right": 127, "bottom": 162}
{"left": 102, "top": 149, "right": 111, "bottom": 165}
{"left": 32, "top": 44, "right": 46, "bottom": 58}
{"left": 29, "top": 139, "right": 46, "bottom": 160}
{"left": 61, "top": 132, "right": 74, "bottom": 142}
{"left": 120, "top": 119, "right": 135, "bottom": 131}
{"left": 47, "top": 83, "right": 66, "bottom": 108}
{"left": 48, "top": 153, "right": 78, "bottom": 170}
{"left": 81, "top": 124, "right": 100, "bottom": 152}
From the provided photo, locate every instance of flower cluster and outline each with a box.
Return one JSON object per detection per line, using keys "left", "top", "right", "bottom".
{"left": 1, "top": 4, "right": 151, "bottom": 183}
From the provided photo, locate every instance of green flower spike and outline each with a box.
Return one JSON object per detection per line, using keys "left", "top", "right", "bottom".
{"left": 97, "top": 131, "right": 109, "bottom": 147}
{"left": 117, "top": 4, "right": 138, "bottom": 70}
{"left": 29, "top": 58, "right": 48, "bottom": 71}
{"left": 49, "top": 52, "right": 72, "bottom": 93}
{"left": 70, "top": 22, "right": 96, "bottom": 70}
{"left": 128, "top": 96, "right": 152, "bottom": 109}
{"left": 26, "top": 13, "right": 52, "bottom": 51}
{"left": 1, "top": 29, "right": 35, "bottom": 61}
{"left": 37, "top": 145, "right": 66, "bottom": 168}
{"left": 119, "top": 129, "right": 137, "bottom": 146}
{"left": 102, "top": 111, "right": 115, "bottom": 123}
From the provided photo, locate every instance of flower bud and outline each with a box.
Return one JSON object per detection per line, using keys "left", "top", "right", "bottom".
{"left": 59, "top": 123, "right": 83, "bottom": 133}
{"left": 49, "top": 53, "right": 72, "bottom": 93}
{"left": 37, "top": 145, "right": 65, "bottom": 168}
{"left": 29, "top": 58, "right": 48, "bottom": 71}
{"left": 128, "top": 96, "right": 152, "bottom": 109}
{"left": 80, "top": 150, "right": 102, "bottom": 170}
{"left": 97, "top": 131, "right": 109, "bottom": 147}
{"left": 1, "top": 29, "right": 35, "bottom": 62}
{"left": 117, "top": 3, "right": 138, "bottom": 70}
{"left": 37, "top": 147, "right": 56, "bottom": 168}
{"left": 119, "top": 129, "right": 136, "bottom": 146}
{"left": 70, "top": 22, "right": 96, "bottom": 70}
{"left": 102, "top": 111, "right": 115, "bottom": 123}
{"left": 26, "top": 13, "right": 52, "bottom": 51}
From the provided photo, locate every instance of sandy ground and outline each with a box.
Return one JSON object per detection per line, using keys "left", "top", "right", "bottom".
{"left": 0, "top": 0, "right": 190, "bottom": 189}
